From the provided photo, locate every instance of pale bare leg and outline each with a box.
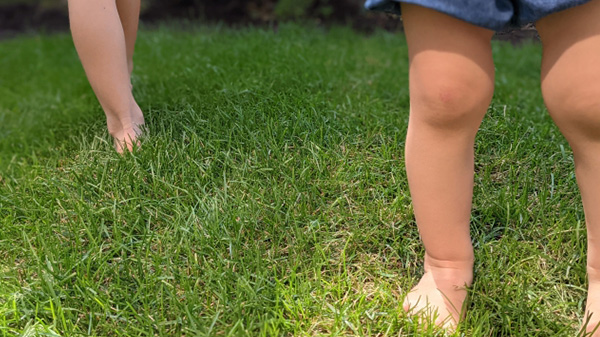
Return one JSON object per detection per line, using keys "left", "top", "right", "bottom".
{"left": 68, "top": 0, "right": 144, "bottom": 153}
{"left": 536, "top": 1, "right": 600, "bottom": 334}
{"left": 116, "top": 0, "right": 144, "bottom": 129}
{"left": 116, "top": 0, "right": 140, "bottom": 77}
{"left": 401, "top": 4, "right": 495, "bottom": 329}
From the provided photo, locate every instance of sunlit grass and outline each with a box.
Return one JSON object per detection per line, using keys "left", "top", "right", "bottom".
{"left": 0, "top": 24, "right": 587, "bottom": 336}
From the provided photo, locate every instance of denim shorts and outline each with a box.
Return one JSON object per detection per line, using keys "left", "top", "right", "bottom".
{"left": 364, "top": 0, "right": 593, "bottom": 30}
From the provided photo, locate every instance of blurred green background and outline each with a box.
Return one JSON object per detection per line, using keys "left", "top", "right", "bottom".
{"left": 0, "top": 0, "right": 399, "bottom": 36}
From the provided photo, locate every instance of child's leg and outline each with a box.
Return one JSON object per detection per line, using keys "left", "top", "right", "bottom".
{"left": 68, "top": 0, "right": 143, "bottom": 153}
{"left": 536, "top": 0, "right": 600, "bottom": 334}
{"left": 116, "top": 0, "right": 145, "bottom": 129}
{"left": 401, "top": 3, "right": 495, "bottom": 328}
{"left": 116, "top": 0, "right": 140, "bottom": 76}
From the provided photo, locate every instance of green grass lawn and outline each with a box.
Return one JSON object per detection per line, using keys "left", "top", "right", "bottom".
{"left": 0, "top": 24, "right": 588, "bottom": 336}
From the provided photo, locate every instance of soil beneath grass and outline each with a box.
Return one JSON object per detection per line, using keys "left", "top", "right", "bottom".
{"left": 0, "top": 2, "right": 539, "bottom": 44}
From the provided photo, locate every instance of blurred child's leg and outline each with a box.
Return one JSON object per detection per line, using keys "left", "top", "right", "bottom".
{"left": 69, "top": 0, "right": 143, "bottom": 153}
{"left": 536, "top": 0, "right": 600, "bottom": 334}
{"left": 116, "top": 0, "right": 145, "bottom": 129}
{"left": 116, "top": 0, "right": 140, "bottom": 76}
{"left": 401, "top": 3, "right": 495, "bottom": 328}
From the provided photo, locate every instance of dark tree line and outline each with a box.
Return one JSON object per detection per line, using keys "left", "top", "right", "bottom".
{"left": 0, "top": 0, "right": 400, "bottom": 35}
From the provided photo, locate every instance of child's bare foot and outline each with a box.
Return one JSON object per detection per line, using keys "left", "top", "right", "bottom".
{"left": 131, "top": 100, "right": 145, "bottom": 128}
{"left": 112, "top": 124, "right": 142, "bottom": 153}
{"left": 110, "top": 100, "right": 145, "bottom": 153}
{"left": 403, "top": 253, "right": 473, "bottom": 330}
{"left": 584, "top": 269, "right": 600, "bottom": 336}
{"left": 131, "top": 100, "right": 146, "bottom": 140}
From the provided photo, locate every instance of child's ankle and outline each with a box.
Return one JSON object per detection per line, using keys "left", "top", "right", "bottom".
{"left": 424, "top": 253, "right": 474, "bottom": 285}
{"left": 425, "top": 252, "right": 474, "bottom": 268}
{"left": 588, "top": 266, "right": 600, "bottom": 281}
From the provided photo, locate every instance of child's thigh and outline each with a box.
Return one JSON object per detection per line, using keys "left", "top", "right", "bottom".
{"left": 536, "top": 0, "right": 600, "bottom": 75}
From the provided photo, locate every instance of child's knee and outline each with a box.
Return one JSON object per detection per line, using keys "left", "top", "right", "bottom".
{"left": 410, "top": 76, "right": 493, "bottom": 131}
{"left": 543, "top": 80, "right": 600, "bottom": 141}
